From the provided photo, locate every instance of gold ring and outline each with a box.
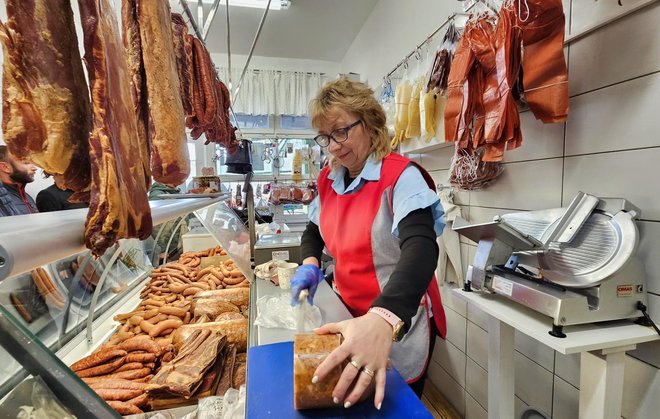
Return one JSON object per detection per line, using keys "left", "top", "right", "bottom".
{"left": 361, "top": 366, "right": 375, "bottom": 378}
{"left": 349, "top": 360, "right": 361, "bottom": 370}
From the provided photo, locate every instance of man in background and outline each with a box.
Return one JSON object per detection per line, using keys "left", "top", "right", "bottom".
{"left": 0, "top": 145, "right": 38, "bottom": 216}
{"left": 36, "top": 173, "right": 88, "bottom": 212}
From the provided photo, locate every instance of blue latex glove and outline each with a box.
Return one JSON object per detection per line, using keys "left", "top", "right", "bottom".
{"left": 290, "top": 265, "right": 324, "bottom": 306}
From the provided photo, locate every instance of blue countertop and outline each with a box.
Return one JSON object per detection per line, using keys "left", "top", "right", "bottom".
{"left": 246, "top": 341, "right": 433, "bottom": 419}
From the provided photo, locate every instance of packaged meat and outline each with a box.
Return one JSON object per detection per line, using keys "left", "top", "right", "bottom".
{"left": 293, "top": 333, "right": 343, "bottom": 410}
{"left": 171, "top": 319, "right": 248, "bottom": 352}
{"left": 193, "top": 288, "right": 250, "bottom": 307}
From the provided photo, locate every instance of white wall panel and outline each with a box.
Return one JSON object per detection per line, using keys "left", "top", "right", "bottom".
{"left": 427, "top": 358, "right": 466, "bottom": 417}
{"left": 555, "top": 352, "right": 581, "bottom": 389}
{"left": 421, "top": 146, "right": 455, "bottom": 171}
{"left": 514, "top": 352, "right": 554, "bottom": 415}
{"left": 622, "top": 354, "right": 660, "bottom": 419}
{"left": 568, "top": 3, "right": 660, "bottom": 95}
{"left": 428, "top": 169, "right": 469, "bottom": 205}
{"left": 637, "top": 221, "right": 660, "bottom": 295}
{"left": 445, "top": 306, "right": 467, "bottom": 352}
{"left": 439, "top": 283, "right": 467, "bottom": 317}
{"left": 468, "top": 159, "right": 563, "bottom": 211}
{"left": 648, "top": 292, "right": 660, "bottom": 325}
{"left": 553, "top": 376, "right": 580, "bottom": 419}
{"left": 468, "top": 206, "right": 511, "bottom": 225}
{"left": 467, "top": 300, "right": 490, "bottom": 332}
{"left": 515, "top": 332, "right": 555, "bottom": 373}
{"left": 466, "top": 393, "right": 487, "bottom": 419}
{"left": 503, "top": 111, "right": 565, "bottom": 163}
{"left": 570, "top": 0, "right": 654, "bottom": 36}
{"left": 566, "top": 73, "right": 660, "bottom": 155}
{"left": 563, "top": 148, "right": 660, "bottom": 221}
{"left": 432, "top": 338, "right": 467, "bottom": 387}
{"left": 466, "top": 357, "right": 488, "bottom": 410}
{"left": 467, "top": 321, "right": 489, "bottom": 371}
{"left": 515, "top": 397, "right": 531, "bottom": 419}
{"left": 629, "top": 341, "right": 660, "bottom": 371}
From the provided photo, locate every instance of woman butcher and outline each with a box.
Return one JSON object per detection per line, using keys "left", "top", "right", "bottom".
{"left": 290, "top": 78, "right": 447, "bottom": 409}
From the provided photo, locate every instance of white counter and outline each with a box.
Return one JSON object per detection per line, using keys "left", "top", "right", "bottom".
{"left": 452, "top": 288, "right": 660, "bottom": 419}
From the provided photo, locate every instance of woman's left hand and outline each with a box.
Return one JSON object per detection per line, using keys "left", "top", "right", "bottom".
{"left": 312, "top": 312, "right": 393, "bottom": 410}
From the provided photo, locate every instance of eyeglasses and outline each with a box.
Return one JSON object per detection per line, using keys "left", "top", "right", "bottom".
{"left": 313, "top": 120, "right": 362, "bottom": 147}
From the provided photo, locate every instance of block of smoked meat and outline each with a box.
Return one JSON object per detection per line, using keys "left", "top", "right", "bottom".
{"left": 121, "top": 0, "right": 151, "bottom": 185}
{"left": 170, "top": 13, "right": 194, "bottom": 118}
{"left": 147, "top": 329, "right": 226, "bottom": 398}
{"left": 136, "top": 0, "right": 190, "bottom": 186}
{"left": 0, "top": 0, "right": 91, "bottom": 194}
{"left": 78, "top": 0, "right": 152, "bottom": 257}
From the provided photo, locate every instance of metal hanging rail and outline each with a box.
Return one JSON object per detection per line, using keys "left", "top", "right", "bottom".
{"left": 383, "top": 10, "right": 472, "bottom": 82}
{"left": 232, "top": 0, "right": 273, "bottom": 100}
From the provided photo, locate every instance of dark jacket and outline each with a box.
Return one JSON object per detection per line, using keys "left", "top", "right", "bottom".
{"left": 36, "top": 184, "right": 88, "bottom": 212}
{"left": 0, "top": 181, "right": 37, "bottom": 216}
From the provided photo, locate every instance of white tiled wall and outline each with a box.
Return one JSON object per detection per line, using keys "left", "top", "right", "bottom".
{"left": 416, "top": 3, "right": 660, "bottom": 418}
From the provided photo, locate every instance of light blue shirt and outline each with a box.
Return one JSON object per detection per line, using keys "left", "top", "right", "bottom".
{"left": 309, "top": 155, "right": 445, "bottom": 237}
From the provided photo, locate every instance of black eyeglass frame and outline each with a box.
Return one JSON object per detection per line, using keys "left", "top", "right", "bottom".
{"left": 313, "top": 120, "right": 362, "bottom": 147}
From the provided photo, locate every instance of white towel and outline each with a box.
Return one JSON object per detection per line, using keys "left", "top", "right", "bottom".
{"left": 436, "top": 189, "right": 463, "bottom": 284}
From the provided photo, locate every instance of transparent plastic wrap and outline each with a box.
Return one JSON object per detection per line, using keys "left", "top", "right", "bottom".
{"left": 293, "top": 333, "right": 343, "bottom": 410}
{"left": 3, "top": 376, "right": 75, "bottom": 419}
{"left": 253, "top": 293, "right": 321, "bottom": 330}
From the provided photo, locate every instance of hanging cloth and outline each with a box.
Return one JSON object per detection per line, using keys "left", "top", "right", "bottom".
{"left": 436, "top": 188, "right": 463, "bottom": 285}
{"left": 391, "top": 80, "right": 412, "bottom": 148}
{"left": 405, "top": 78, "right": 423, "bottom": 139}
{"left": 517, "top": 0, "right": 569, "bottom": 123}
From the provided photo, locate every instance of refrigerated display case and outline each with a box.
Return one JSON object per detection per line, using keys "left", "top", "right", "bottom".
{"left": 0, "top": 197, "right": 246, "bottom": 417}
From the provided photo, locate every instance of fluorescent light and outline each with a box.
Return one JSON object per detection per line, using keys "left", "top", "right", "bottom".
{"left": 199, "top": 0, "right": 291, "bottom": 10}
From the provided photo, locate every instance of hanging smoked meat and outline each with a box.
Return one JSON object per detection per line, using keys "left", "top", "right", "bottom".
{"left": 171, "top": 13, "right": 194, "bottom": 118}
{"left": 137, "top": 0, "right": 190, "bottom": 186}
{"left": 121, "top": 0, "right": 151, "bottom": 187}
{"left": 518, "top": 0, "right": 569, "bottom": 123}
{"left": 78, "top": 0, "right": 152, "bottom": 256}
{"left": 0, "top": 0, "right": 91, "bottom": 195}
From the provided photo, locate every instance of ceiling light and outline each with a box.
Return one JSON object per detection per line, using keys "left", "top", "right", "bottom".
{"left": 199, "top": 0, "right": 291, "bottom": 10}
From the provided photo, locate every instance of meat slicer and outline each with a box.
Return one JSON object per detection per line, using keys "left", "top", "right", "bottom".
{"left": 453, "top": 192, "right": 647, "bottom": 337}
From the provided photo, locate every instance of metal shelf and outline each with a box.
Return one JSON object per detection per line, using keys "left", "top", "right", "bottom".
{"left": 0, "top": 197, "right": 226, "bottom": 281}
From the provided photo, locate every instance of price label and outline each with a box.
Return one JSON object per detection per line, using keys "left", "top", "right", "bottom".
{"left": 492, "top": 277, "right": 513, "bottom": 296}
{"left": 272, "top": 250, "right": 290, "bottom": 261}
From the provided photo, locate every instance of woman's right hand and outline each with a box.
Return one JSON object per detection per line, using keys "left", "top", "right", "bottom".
{"left": 290, "top": 264, "right": 324, "bottom": 306}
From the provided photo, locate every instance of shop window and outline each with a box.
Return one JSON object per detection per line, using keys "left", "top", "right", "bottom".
{"left": 233, "top": 114, "right": 271, "bottom": 129}
{"left": 279, "top": 115, "right": 311, "bottom": 130}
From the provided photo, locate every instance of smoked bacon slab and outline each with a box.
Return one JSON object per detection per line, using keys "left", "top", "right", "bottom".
{"left": 0, "top": 0, "right": 91, "bottom": 194}
{"left": 137, "top": 0, "right": 190, "bottom": 186}
{"left": 78, "top": 0, "right": 152, "bottom": 256}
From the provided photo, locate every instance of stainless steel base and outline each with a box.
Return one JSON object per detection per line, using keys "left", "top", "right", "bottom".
{"left": 481, "top": 259, "right": 647, "bottom": 328}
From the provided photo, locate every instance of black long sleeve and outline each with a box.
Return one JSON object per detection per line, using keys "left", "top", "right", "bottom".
{"left": 371, "top": 207, "right": 439, "bottom": 331}
{"left": 300, "top": 221, "right": 325, "bottom": 263}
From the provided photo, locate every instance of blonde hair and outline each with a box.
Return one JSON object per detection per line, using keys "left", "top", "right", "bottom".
{"left": 309, "top": 78, "right": 390, "bottom": 168}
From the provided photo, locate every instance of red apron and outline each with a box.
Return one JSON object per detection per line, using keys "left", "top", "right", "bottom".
{"left": 318, "top": 153, "right": 447, "bottom": 381}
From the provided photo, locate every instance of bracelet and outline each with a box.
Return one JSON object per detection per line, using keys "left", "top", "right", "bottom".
{"left": 368, "top": 307, "right": 402, "bottom": 329}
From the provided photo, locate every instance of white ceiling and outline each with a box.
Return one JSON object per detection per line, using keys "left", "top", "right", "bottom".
{"left": 171, "top": 0, "right": 378, "bottom": 62}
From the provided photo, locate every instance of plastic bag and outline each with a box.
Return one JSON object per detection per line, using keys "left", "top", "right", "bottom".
{"left": 16, "top": 377, "right": 75, "bottom": 419}
{"left": 254, "top": 293, "right": 322, "bottom": 330}
{"left": 219, "top": 385, "right": 246, "bottom": 419}
{"left": 254, "top": 259, "right": 289, "bottom": 283}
